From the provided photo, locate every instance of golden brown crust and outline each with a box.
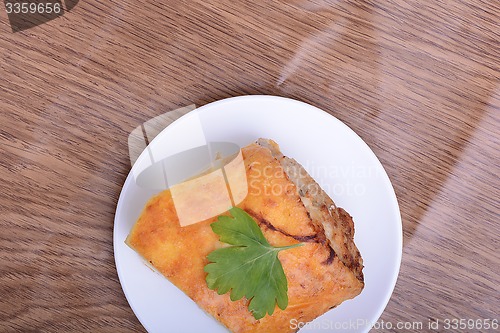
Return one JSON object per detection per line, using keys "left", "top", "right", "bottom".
{"left": 255, "top": 139, "right": 364, "bottom": 281}
{"left": 126, "top": 139, "right": 364, "bottom": 333}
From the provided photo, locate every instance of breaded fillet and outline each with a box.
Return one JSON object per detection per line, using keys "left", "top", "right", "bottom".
{"left": 256, "top": 139, "right": 364, "bottom": 282}
{"left": 126, "top": 139, "right": 364, "bottom": 333}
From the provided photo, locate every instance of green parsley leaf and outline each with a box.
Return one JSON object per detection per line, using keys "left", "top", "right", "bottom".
{"left": 204, "top": 207, "right": 302, "bottom": 320}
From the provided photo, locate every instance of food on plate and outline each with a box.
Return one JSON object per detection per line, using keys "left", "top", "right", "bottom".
{"left": 126, "top": 138, "right": 364, "bottom": 333}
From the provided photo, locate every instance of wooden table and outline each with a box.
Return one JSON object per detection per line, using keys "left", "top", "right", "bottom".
{"left": 1, "top": 1, "right": 498, "bottom": 332}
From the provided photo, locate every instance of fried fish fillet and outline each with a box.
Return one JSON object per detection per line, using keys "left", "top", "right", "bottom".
{"left": 126, "top": 139, "right": 364, "bottom": 333}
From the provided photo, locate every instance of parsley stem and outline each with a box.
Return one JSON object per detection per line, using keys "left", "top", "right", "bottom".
{"left": 276, "top": 243, "right": 303, "bottom": 251}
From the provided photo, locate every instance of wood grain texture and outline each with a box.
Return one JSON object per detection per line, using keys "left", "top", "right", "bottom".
{"left": 0, "top": 0, "right": 498, "bottom": 332}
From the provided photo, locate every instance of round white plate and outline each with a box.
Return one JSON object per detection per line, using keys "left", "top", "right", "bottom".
{"left": 114, "top": 95, "right": 402, "bottom": 333}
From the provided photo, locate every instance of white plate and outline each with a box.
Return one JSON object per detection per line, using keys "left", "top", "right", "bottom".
{"left": 113, "top": 95, "right": 402, "bottom": 333}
